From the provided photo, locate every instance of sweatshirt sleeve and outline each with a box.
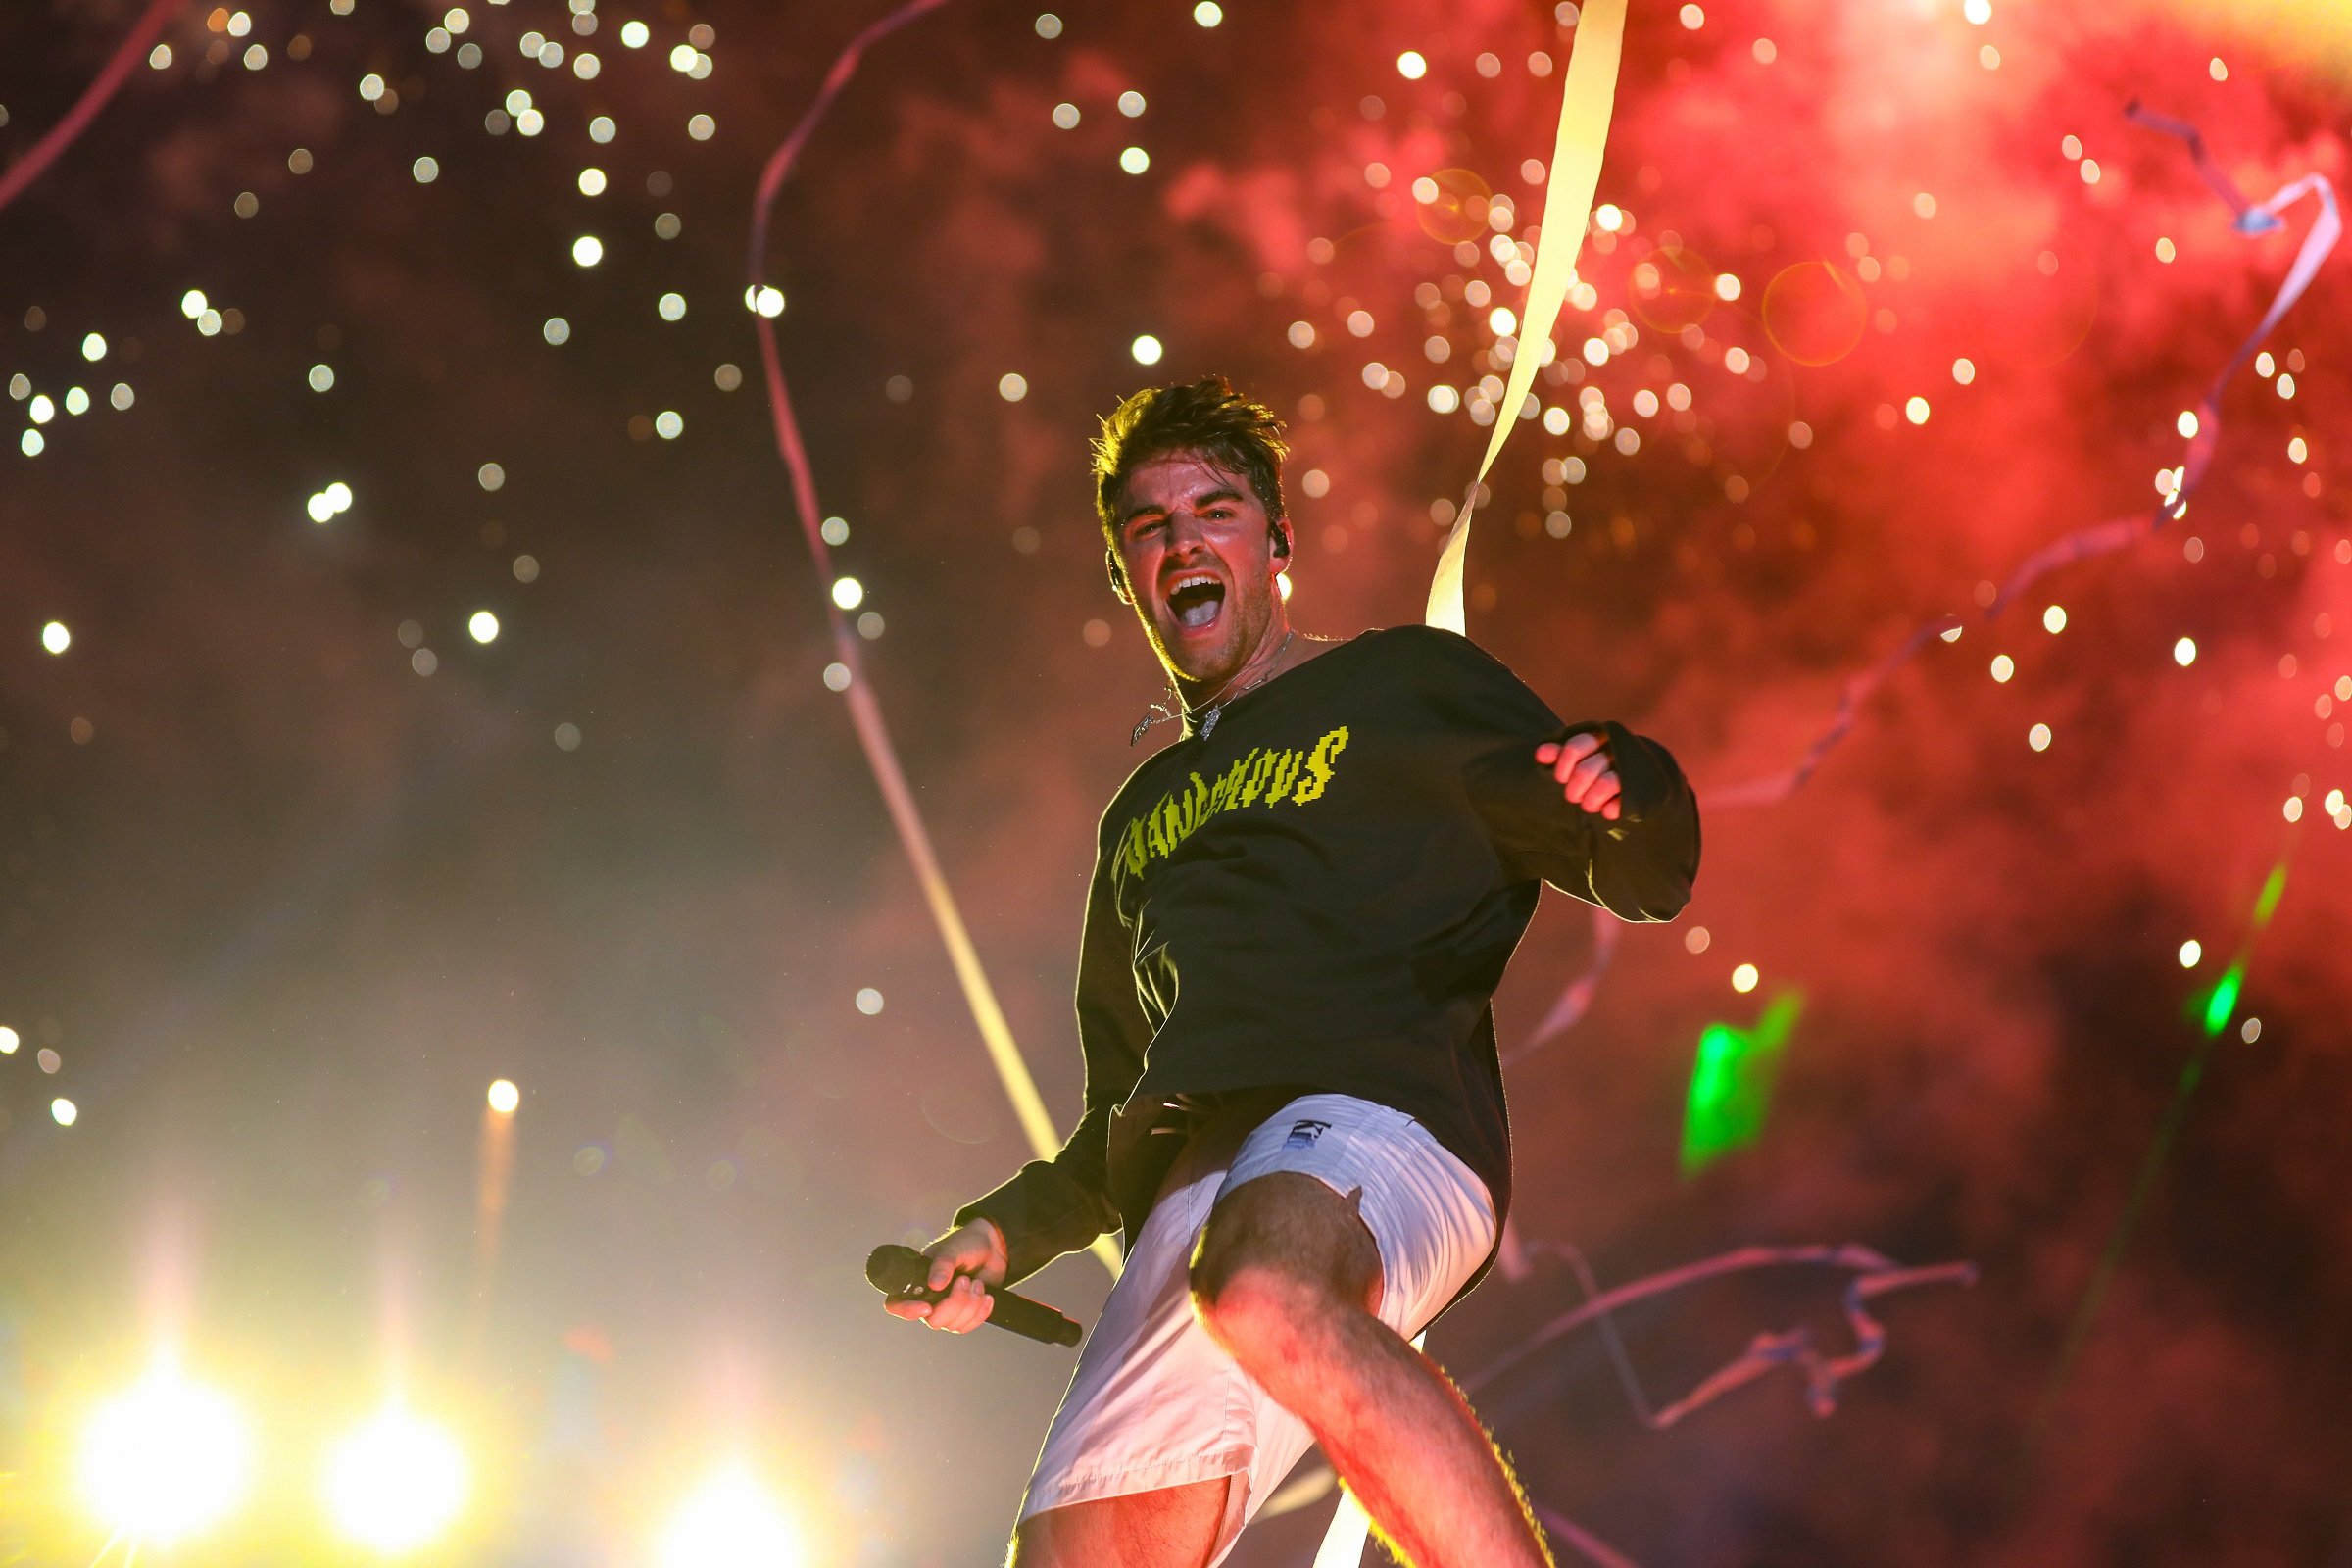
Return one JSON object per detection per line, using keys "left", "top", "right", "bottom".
{"left": 952, "top": 843, "right": 1147, "bottom": 1285}
{"left": 1417, "top": 629, "right": 1702, "bottom": 922}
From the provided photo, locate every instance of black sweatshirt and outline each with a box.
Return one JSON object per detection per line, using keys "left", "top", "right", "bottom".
{"left": 956, "top": 625, "right": 1700, "bottom": 1298}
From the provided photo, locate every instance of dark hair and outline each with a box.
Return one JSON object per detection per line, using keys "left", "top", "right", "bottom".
{"left": 1091, "top": 375, "right": 1290, "bottom": 538}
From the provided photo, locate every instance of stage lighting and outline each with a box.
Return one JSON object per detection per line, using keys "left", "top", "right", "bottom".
{"left": 324, "top": 1405, "right": 468, "bottom": 1554}
{"left": 77, "top": 1360, "right": 253, "bottom": 1543}
{"left": 487, "top": 1078, "right": 520, "bottom": 1114}
{"left": 660, "top": 1465, "right": 806, "bottom": 1568}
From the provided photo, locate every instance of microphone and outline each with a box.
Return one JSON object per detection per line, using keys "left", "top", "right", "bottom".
{"left": 866, "top": 1245, "right": 1085, "bottom": 1348}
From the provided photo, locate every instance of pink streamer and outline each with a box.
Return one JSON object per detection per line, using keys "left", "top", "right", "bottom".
{"left": 1726, "top": 105, "right": 2338, "bottom": 803}
{"left": 0, "top": 0, "right": 186, "bottom": 220}
{"left": 1464, "top": 1242, "right": 1977, "bottom": 1427}
{"left": 1519, "top": 107, "right": 2339, "bottom": 1054}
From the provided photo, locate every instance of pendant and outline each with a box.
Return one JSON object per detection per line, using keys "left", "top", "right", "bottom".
{"left": 1199, "top": 706, "right": 1220, "bottom": 740}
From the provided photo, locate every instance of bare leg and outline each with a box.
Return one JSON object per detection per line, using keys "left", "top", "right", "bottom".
{"left": 1191, "top": 1173, "right": 1553, "bottom": 1568}
{"left": 1008, "top": 1476, "right": 1231, "bottom": 1568}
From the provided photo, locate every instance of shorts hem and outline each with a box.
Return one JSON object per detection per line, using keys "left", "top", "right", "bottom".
{"left": 1017, "top": 1446, "right": 1255, "bottom": 1523}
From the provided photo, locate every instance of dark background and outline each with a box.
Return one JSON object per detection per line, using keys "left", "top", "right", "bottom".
{"left": 2, "top": 0, "right": 2348, "bottom": 1562}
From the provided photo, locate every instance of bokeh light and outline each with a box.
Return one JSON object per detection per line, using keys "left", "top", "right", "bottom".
{"left": 1731, "top": 963, "right": 1760, "bottom": 994}
{"left": 487, "top": 1077, "right": 519, "bottom": 1113}
{"left": 41, "top": 620, "right": 71, "bottom": 654}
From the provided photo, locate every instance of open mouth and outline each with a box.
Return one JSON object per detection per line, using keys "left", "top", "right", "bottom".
{"left": 1165, "top": 573, "right": 1226, "bottom": 631}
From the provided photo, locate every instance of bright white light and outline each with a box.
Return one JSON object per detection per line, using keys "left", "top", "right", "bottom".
{"left": 29, "top": 394, "right": 55, "bottom": 424}
{"left": 52, "top": 1097, "right": 76, "bottom": 1125}
{"left": 1118, "top": 90, "right": 1147, "bottom": 118}
{"left": 1989, "top": 654, "right": 2013, "bottom": 683}
{"left": 822, "top": 662, "right": 851, "bottom": 692}
{"left": 1396, "top": 50, "right": 1427, "bottom": 79}
{"left": 413, "top": 156, "right": 439, "bottom": 183}
{"left": 832, "top": 577, "right": 865, "bottom": 611}
{"left": 1131, "top": 334, "right": 1163, "bottom": 366}
{"left": 41, "top": 621, "right": 71, "bottom": 654}
{"left": 1731, "top": 962, "right": 1758, "bottom": 994}
{"left": 78, "top": 1363, "right": 254, "bottom": 1542}
{"left": 81, "top": 333, "right": 107, "bottom": 362}
{"left": 0, "top": 1026, "right": 16, "bottom": 1053}
{"left": 487, "top": 1077, "right": 519, "bottom": 1112}
{"left": 2178, "top": 939, "right": 2202, "bottom": 968}
{"left": 620, "top": 20, "right": 650, "bottom": 47}
{"left": 661, "top": 1467, "right": 807, "bottom": 1568}
{"left": 572, "top": 235, "right": 604, "bottom": 267}
{"left": 655, "top": 411, "right": 683, "bottom": 440}
{"left": 2042, "top": 604, "right": 2067, "bottom": 634}
{"left": 855, "top": 988, "right": 885, "bottom": 1015}
{"left": 1963, "top": 0, "right": 1991, "bottom": 21}
{"left": 324, "top": 1406, "right": 467, "bottom": 1555}
{"left": 748, "top": 285, "right": 785, "bottom": 318}
{"left": 659, "top": 292, "right": 687, "bottom": 321}
{"left": 180, "top": 288, "right": 209, "bottom": 318}
{"left": 325, "top": 482, "right": 353, "bottom": 513}
{"left": 998, "top": 372, "right": 1028, "bottom": 402}
{"left": 1119, "top": 146, "right": 1151, "bottom": 174}
{"left": 469, "top": 611, "right": 500, "bottom": 644}
{"left": 1906, "top": 396, "right": 1931, "bottom": 424}
{"left": 1952, "top": 358, "right": 1975, "bottom": 385}
{"left": 307, "top": 492, "right": 336, "bottom": 524}
{"left": 2174, "top": 636, "right": 2196, "bottom": 666}
{"left": 1193, "top": 1, "right": 1222, "bottom": 24}
{"left": 578, "top": 167, "right": 608, "bottom": 196}
{"left": 309, "top": 363, "right": 336, "bottom": 392}
{"left": 543, "top": 317, "right": 570, "bottom": 345}
{"left": 2028, "top": 722, "right": 2052, "bottom": 752}
{"left": 1488, "top": 306, "right": 1517, "bottom": 336}
{"left": 687, "top": 114, "right": 715, "bottom": 141}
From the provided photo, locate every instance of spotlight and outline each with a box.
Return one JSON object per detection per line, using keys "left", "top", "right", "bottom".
{"left": 324, "top": 1405, "right": 468, "bottom": 1554}
{"left": 77, "top": 1360, "right": 254, "bottom": 1543}
{"left": 661, "top": 1464, "right": 806, "bottom": 1568}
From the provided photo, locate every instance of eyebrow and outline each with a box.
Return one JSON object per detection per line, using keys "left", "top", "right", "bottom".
{"left": 1122, "top": 486, "right": 1246, "bottom": 524}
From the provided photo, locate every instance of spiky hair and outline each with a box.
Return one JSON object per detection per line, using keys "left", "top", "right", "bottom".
{"left": 1090, "top": 375, "right": 1290, "bottom": 537}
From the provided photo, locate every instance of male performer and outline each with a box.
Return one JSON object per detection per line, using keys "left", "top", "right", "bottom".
{"left": 887, "top": 376, "right": 1700, "bottom": 1568}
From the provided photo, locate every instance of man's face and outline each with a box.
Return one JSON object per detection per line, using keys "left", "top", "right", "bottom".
{"left": 1110, "top": 451, "right": 1287, "bottom": 688}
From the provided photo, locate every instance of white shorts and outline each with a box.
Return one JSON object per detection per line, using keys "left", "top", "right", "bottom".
{"left": 1015, "top": 1093, "right": 1497, "bottom": 1566}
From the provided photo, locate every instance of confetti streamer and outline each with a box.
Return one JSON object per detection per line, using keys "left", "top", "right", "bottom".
{"left": 1427, "top": 0, "right": 1628, "bottom": 636}
{"left": 1519, "top": 107, "right": 2339, "bottom": 1054}
{"left": 1463, "top": 1241, "right": 1979, "bottom": 1425}
{"left": 1728, "top": 105, "right": 2339, "bottom": 802}
{"left": 743, "top": 0, "right": 1117, "bottom": 1276}
{"left": 0, "top": 0, "right": 187, "bottom": 220}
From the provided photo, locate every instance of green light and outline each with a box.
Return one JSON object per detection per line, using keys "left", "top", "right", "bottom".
{"left": 2252, "top": 862, "right": 2287, "bottom": 928}
{"left": 2200, "top": 964, "right": 2242, "bottom": 1037}
{"left": 1680, "top": 991, "right": 1803, "bottom": 1175}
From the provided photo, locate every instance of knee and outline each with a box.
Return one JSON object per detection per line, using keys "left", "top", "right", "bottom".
{"left": 1190, "top": 1250, "right": 1318, "bottom": 1365}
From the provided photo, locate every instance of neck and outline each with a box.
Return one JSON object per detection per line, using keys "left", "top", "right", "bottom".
{"left": 1173, "top": 612, "right": 1293, "bottom": 710}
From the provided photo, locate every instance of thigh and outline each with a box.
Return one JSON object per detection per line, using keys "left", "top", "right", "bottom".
{"left": 1010, "top": 1476, "right": 1230, "bottom": 1568}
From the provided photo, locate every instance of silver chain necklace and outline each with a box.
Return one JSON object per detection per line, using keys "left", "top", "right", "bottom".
{"left": 1131, "top": 630, "right": 1295, "bottom": 746}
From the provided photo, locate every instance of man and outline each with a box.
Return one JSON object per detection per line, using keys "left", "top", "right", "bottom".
{"left": 886, "top": 375, "right": 1700, "bottom": 1568}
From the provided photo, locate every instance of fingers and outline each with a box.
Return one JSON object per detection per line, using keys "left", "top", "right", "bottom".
{"left": 920, "top": 1276, "right": 998, "bottom": 1335}
{"left": 1538, "top": 733, "right": 1603, "bottom": 781}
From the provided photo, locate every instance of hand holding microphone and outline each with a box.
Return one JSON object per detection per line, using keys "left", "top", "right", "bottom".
{"left": 871, "top": 1217, "right": 1083, "bottom": 1348}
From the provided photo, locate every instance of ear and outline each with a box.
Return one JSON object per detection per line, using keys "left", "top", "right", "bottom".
{"left": 1105, "top": 547, "right": 1133, "bottom": 605}
{"left": 1269, "top": 519, "right": 1292, "bottom": 561}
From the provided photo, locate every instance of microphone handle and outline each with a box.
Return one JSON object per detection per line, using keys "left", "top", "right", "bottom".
{"left": 865, "top": 1244, "right": 1085, "bottom": 1348}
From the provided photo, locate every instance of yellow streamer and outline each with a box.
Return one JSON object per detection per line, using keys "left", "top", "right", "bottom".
{"left": 1428, "top": 0, "right": 1629, "bottom": 635}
